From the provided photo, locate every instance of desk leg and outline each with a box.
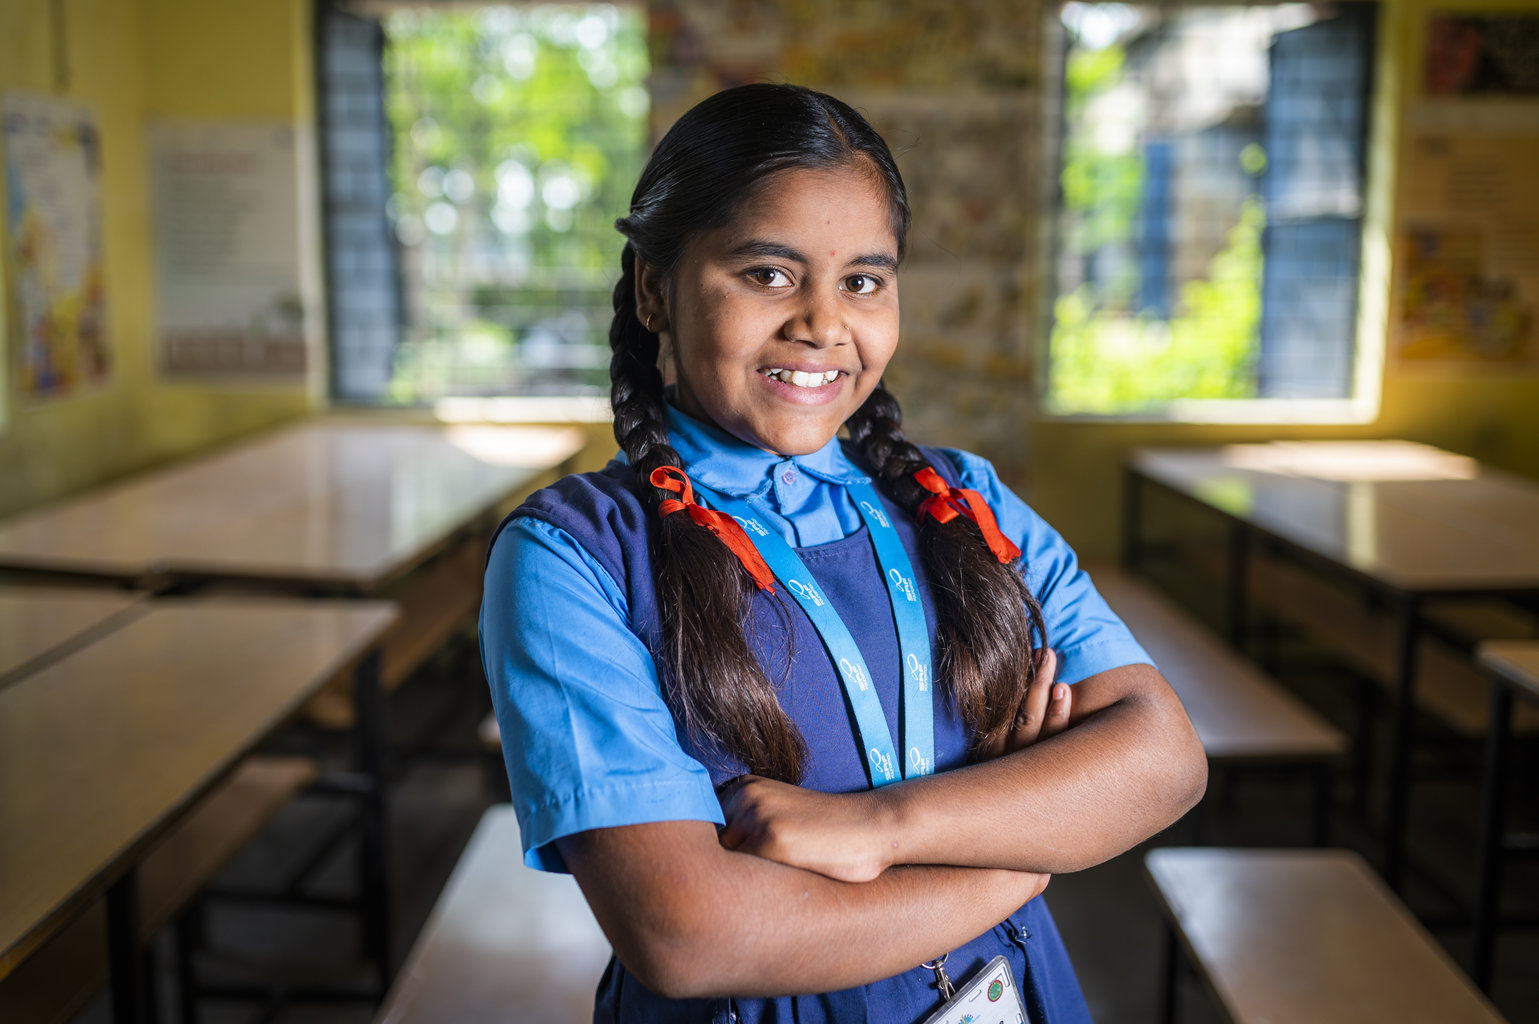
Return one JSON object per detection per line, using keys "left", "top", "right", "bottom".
{"left": 1471, "top": 681, "right": 1513, "bottom": 991}
{"left": 1121, "top": 467, "right": 1144, "bottom": 573}
{"left": 1225, "top": 522, "right": 1250, "bottom": 650}
{"left": 1383, "top": 593, "right": 1421, "bottom": 892}
{"left": 354, "top": 648, "right": 393, "bottom": 994}
{"left": 107, "top": 870, "right": 148, "bottom": 1023}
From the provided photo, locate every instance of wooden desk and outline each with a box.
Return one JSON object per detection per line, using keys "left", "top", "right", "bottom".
{"left": 0, "top": 419, "right": 584, "bottom": 592}
{"left": 0, "top": 597, "right": 398, "bottom": 1021}
{"left": 1124, "top": 441, "right": 1539, "bottom": 888}
{"left": 0, "top": 587, "right": 141, "bottom": 684}
{"left": 1471, "top": 641, "right": 1539, "bottom": 990}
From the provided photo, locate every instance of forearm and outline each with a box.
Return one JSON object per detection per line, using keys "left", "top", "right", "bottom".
{"left": 558, "top": 820, "right": 1043, "bottom": 999}
{"left": 877, "top": 664, "right": 1207, "bottom": 873}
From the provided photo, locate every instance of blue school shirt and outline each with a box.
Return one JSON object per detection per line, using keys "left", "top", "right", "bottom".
{"left": 479, "top": 405, "right": 1151, "bottom": 1022}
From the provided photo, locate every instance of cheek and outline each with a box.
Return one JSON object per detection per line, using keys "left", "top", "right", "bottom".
{"left": 863, "top": 315, "right": 901, "bottom": 370}
{"left": 695, "top": 298, "right": 756, "bottom": 366}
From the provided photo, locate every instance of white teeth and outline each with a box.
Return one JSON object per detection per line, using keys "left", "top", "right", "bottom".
{"left": 764, "top": 368, "right": 840, "bottom": 387}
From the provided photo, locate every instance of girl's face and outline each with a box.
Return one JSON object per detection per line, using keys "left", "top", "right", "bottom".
{"left": 639, "top": 163, "right": 901, "bottom": 457}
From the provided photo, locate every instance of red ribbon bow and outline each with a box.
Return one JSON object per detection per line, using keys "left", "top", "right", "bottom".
{"left": 913, "top": 467, "right": 1021, "bottom": 565}
{"left": 649, "top": 467, "right": 777, "bottom": 592}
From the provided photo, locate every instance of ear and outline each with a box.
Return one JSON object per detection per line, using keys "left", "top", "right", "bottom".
{"left": 634, "top": 259, "right": 669, "bottom": 333}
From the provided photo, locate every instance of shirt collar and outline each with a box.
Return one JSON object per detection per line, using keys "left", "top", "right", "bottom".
{"left": 663, "top": 403, "right": 870, "bottom": 496}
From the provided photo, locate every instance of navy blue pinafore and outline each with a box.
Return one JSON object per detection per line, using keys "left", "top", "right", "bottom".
{"left": 510, "top": 447, "right": 1093, "bottom": 1024}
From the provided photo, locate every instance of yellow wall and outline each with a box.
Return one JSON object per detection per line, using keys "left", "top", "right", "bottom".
{"left": 0, "top": 0, "right": 317, "bottom": 519}
{"left": 3, "top": 0, "right": 1536, "bottom": 539}
{"left": 1030, "top": 0, "right": 1539, "bottom": 559}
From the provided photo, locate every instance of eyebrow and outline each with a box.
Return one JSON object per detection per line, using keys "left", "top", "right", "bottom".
{"left": 726, "top": 239, "right": 899, "bottom": 272}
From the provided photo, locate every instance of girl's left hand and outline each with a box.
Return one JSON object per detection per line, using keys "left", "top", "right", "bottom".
{"left": 718, "top": 776, "right": 890, "bottom": 883}
{"left": 977, "top": 647, "right": 1072, "bottom": 761}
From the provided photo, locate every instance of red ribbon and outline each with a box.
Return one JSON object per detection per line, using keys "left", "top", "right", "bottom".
{"left": 913, "top": 466, "right": 1021, "bottom": 565}
{"left": 649, "top": 467, "right": 777, "bottom": 592}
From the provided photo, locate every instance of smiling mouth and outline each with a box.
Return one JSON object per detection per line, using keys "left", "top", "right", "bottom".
{"left": 762, "top": 368, "right": 841, "bottom": 388}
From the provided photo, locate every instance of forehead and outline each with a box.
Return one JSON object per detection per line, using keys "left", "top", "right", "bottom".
{"left": 709, "top": 164, "right": 899, "bottom": 253}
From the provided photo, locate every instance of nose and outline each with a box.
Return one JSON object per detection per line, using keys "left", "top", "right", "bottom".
{"left": 786, "top": 283, "right": 846, "bottom": 347}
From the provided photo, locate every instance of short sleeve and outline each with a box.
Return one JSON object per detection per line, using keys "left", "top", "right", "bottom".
{"left": 479, "top": 516, "right": 724, "bottom": 872}
{"left": 940, "top": 448, "right": 1154, "bottom": 684}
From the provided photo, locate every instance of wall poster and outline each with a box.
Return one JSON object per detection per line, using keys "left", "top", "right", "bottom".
{"left": 1393, "top": 15, "right": 1539, "bottom": 368}
{"left": 150, "top": 120, "right": 310, "bottom": 378}
{"left": 2, "top": 92, "right": 111, "bottom": 399}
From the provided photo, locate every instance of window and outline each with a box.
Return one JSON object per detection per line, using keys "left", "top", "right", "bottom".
{"left": 1044, "top": 3, "right": 1376, "bottom": 416}
{"left": 318, "top": 2, "right": 648, "bottom": 405}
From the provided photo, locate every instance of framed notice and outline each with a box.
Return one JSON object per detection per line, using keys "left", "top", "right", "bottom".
{"left": 0, "top": 187, "right": 7, "bottom": 432}
{"left": 2, "top": 93, "right": 111, "bottom": 399}
{"left": 1392, "top": 16, "right": 1539, "bottom": 368}
{"left": 1424, "top": 14, "right": 1539, "bottom": 96}
{"left": 150, "top": 121, "right": 311, "bottom": 378}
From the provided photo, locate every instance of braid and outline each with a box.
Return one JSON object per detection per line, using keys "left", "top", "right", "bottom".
{"left": 847, "top": 385, "right": 1049, "bottom": 756}
{"left": 608, "top": 245, "right": 807, "bottom": 782}
{"left": 609, "top": 246, "right": 683, "bottom": 491}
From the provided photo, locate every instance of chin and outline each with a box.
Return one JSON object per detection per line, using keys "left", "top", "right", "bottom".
{"left": 735, "top": 412, "right": 847, "bottom": 457}
{"left": 763, "top": 434, "right": 836, "bottom": 457}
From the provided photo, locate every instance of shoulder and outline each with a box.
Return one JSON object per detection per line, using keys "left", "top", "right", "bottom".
{"left": 925, "top": 446, "right": 1008, "bottom": 496}
{"left": 515, "top": 458, "right": 648, "bottom": 531}
{"left": 911, "top": 445, "right": 1073, "bottom": 582}
{"left": 491, "top": 459, "right": 654, "bottom": 589}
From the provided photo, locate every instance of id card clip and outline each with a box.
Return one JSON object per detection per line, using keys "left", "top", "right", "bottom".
{"left": 919, "top": 954, "right": 1029, "bottom": 1024}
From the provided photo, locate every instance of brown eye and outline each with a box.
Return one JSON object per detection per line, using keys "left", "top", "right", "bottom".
{"left": 748, "top": 267, "right": 790, "bottom": 288}
{"left": 845, "top": 273, "right": 880, "bottom": 295}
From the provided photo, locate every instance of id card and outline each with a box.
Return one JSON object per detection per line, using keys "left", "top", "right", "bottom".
{"left": 919, "top": 955, "right": 1029, "bottom": 1024}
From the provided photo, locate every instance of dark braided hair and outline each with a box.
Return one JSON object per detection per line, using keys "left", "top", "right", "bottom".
{"left": 609, "top": 84, "right": 1046, "bottom": 780}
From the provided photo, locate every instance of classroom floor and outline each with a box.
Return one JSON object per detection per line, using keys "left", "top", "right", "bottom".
{"left": 74, "top": 623, "right": 1539, "bottom": 1024}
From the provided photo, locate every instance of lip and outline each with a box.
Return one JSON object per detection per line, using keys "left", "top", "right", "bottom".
{"left": 756, "top": 367, "right": 850, "bottom": 405}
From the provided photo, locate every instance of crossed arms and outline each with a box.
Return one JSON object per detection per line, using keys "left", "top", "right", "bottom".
{"left": 557, "top": 654, "right": 1207, "bottom": 999}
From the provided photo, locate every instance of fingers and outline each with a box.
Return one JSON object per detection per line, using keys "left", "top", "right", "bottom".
{"left": 1035, "top": 647, "right": 1072, "bottom": 738}
{"left": 715, "top": 775, "right": 755, "bottom": 850}
{"left": 1007, "top": 647, "right": 1061, "bottom": 747}
{"left": 1041, "top": 682, "right": 1071, "bottom": 738}
{"left": 1035, "top": 647, "right": 1058, "bottom": 688}
{"left": 1009, "top": 646, "right": 1058, "bottom": 736}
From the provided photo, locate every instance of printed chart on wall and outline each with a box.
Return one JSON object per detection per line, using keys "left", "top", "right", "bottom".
{"left": 2, "top": 93, "right": 111, "bottom": 399}
{"left": 1394, "top": 14, "right": 1539, "bottom": 369}
{"left": 0, "top": 182, "right": 7, "bottom": 432}
{"left": 150, "top": 121, "right": 310, "bottom": 379}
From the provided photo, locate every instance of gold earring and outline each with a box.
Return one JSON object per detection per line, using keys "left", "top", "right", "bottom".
{"left": 645, "top": 313, "right": 654, "bottom": 332}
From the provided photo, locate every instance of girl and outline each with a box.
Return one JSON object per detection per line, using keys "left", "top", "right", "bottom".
{"left": 481, "top": 83, "right": 1206, "bottom": 1023}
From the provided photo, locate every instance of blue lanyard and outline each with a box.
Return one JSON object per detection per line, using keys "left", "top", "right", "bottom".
{"left": 696, "top": 481, "right": 934, "bottom": 787}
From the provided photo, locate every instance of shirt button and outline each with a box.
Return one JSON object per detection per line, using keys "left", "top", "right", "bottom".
{"left": 781, "top": 469, "right": 796, "bottom": 484}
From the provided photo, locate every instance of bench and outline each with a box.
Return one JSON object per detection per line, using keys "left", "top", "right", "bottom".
{"left": 1246, "top": 547, "right": 1539, "bottom": 738}
{"left": 1088, "top": 564, "right": 1347, "bottom": 842}
{"left": 0, "top": 755, "right": 318, "bottom": 1023}
{"left": 301, "top": 534, "right": 485, "bottom": 729}
{"left": 1144, "top": 847, "right": 1506, "bottom": 1024}
{"left": 376, "top": 804, "right": 612, "bottom": 1023}
{"left": 1139, "top": 537, "right": 1539, "bottom": 738}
